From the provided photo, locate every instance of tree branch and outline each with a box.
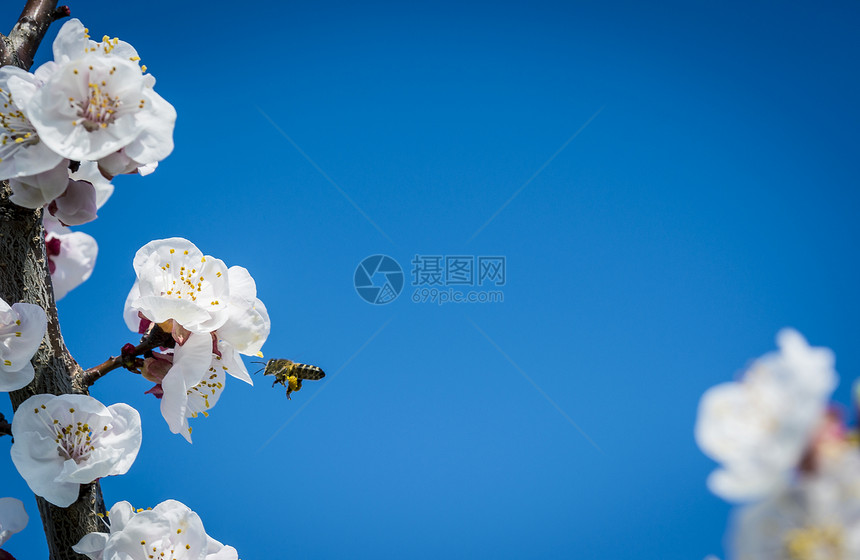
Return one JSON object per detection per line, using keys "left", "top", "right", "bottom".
{"left": 1, "top": 4, "right": 105, "bottom": 559}
{"left": 81, "top": 325, "right": 173, "bottom": 387}
{"left": 0, "top": 0, "right": 70, "bottom": 69}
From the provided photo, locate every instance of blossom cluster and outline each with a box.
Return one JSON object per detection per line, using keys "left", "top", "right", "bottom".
{"left": 696, "top": 329, "right": 860, "bottom": 557}
{"left": 0, "top": 17, "right": 253, "bottom": 558}
{"left": 0, "top": 18, "right": 175, "bottom": 301}
{"left": 73, "top": 499, "right": 238, "bottom": 560}
{"left": 124, "top": 238, "right": 270, "bottom": 441}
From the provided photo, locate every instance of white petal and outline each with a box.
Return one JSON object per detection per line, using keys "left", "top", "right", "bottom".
{"left": 72, "top": 531, "right": 109, "bottom": 559}
{"left": 0, "top": 363, "right": 34, "bottom": 392}
{"left": 160, "top": 333, "right": 213, "bottom": 442}
{"left": 107, "top": 500, "right": 136, "bottom": 533}
{"left": 70, "top": 161, "right": 114, "bottom": 209}
{"left": 218, "top": 342, "right": 252, "bottom": 385}
{"left": 49, "top": 230, "right": 97, "bottom": 301}
{"left": 97, "top": 149, "right": 139, "bottom": 178}
{"left": 123, "top": 281, "right": 142, "bottom": 332}
{"left": 0, "top": 301, "right": 47, "bottom": 382}
{"left": 7, "top": 159, "right": 70, "bottom": 209}
{"left": 0, "top": 497, "right": 28, "bottom": 546}
{"left": 227, "top": 266, "right": 257, "bottom": 303}
{"left": 52, "top": 19, "right": 89, "bottom": 63}
{"left": 217, "top": 297, "right": 270, "bottom": 356}
{"left": 122, "top": 87, "right": 176, "bottom": 164}
{"left": 206, "top": 536, "right": 239, "bottom": 560}
{"left": 49, "top": 179, "right": 98, "bottom": 226}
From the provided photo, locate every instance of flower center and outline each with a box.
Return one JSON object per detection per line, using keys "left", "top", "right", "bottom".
{"left": 31, "top": 404, "right": 106, "bottom": 464}
{"left": 783, "top": 525, "right": 843, "bottom": 560}
{"left": 159, "top": 256, "right": 218, "bottom": 305}
{"left": 0, "top": 88, "right": 39, "bottom": 150}
{"left": 74, "top": 79, "right": 123, "bottom": 132}
{"left": 139, "top": 535, "right": 193, "bottom": 559}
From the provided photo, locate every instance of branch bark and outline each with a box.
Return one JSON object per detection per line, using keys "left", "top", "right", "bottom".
{"left": 0, "top": 3, "right": 100, "bottom": 559}
{"left": 81, "top": 325, "right": 173, "bottom": 387}
{"left": 0, "top": 0, "right": 70, "bottom": 68}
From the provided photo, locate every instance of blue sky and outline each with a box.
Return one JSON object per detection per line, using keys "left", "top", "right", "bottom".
{"left": 2, "top": 1, "right": 860, "bottom": 558}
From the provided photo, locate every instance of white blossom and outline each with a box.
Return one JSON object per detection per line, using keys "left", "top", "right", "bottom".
{"left": 0, "top": 498, "right": 28, "bottom": 547}
{"left": 732, "top": 449, "right": 860, "bottom": 559}
{"left": 73, "top": 499, "right": 238, "bottom": 560}
{"left": 0, "top": 297, "right": 47, "bottom": 391}
{"left": 124, "top": 239, "right": 269, "bottom": 439}
{"left": 128, "top": 238, "right": 231, "bottom": 335}
{"left": 695, "top": 329, "right": 838, "bottom": 502}
{"left": 10, "top": 394, "right": 141, "bottom": 507}
{"left": 27, "top": 19, "right": 175, "bottom": 164}
{"left": 0, "top": 66, "right": 64, "bottom": 184}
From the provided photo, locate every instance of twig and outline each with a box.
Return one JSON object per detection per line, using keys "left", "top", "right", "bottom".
{"left": 0, "top": 412, "right": 11, "bottom": 437}
{"left": 0, "top": 0, "right": 70, "bottom": 70}
{"left": 81, "top": 325, "right": 173, "bottom": 387}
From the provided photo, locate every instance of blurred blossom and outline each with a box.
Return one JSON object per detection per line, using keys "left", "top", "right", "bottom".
{"left": 732, "top": 448, "right": 860, "bottom": 559}
{"left": 695, "top": 329, "right": 838, "bottom": 502}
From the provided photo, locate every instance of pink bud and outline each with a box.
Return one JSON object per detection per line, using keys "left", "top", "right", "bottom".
{"left": 142, "top": 352, "right": 173, "bottom": 383}
{"left": 48, "top": 180, "right": 98, "bottom": 226}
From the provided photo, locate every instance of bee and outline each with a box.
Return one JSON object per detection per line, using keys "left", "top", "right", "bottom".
{"left": 258, "top": 359, "right": 326, "bottom": 399}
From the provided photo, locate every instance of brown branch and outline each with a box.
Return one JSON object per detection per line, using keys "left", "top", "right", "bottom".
{"left": 0, "top": 412, "right": 11, "bottom": 437}
{"left": 0, "top": 0, "right": 70, "bottom": 70}
{"left": 1, "top": 4, "right": 107, "bottom": 558}
{"left": 81, "top": 325, "right": 172, "bottom": 387}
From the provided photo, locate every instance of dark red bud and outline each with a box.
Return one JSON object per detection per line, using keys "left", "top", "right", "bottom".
{"left": 138, "top": 314, "right": 151, "bottom": 335}
{"left": 45, "top": 236, "right": 62, "bottom": 257}
{"left": 144, "top": 384, "right": 164, "bottom": 399}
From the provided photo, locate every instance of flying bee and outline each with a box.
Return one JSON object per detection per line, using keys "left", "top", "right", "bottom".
{"left": 256, "top": 359, "right": 326, "bottom": 399}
